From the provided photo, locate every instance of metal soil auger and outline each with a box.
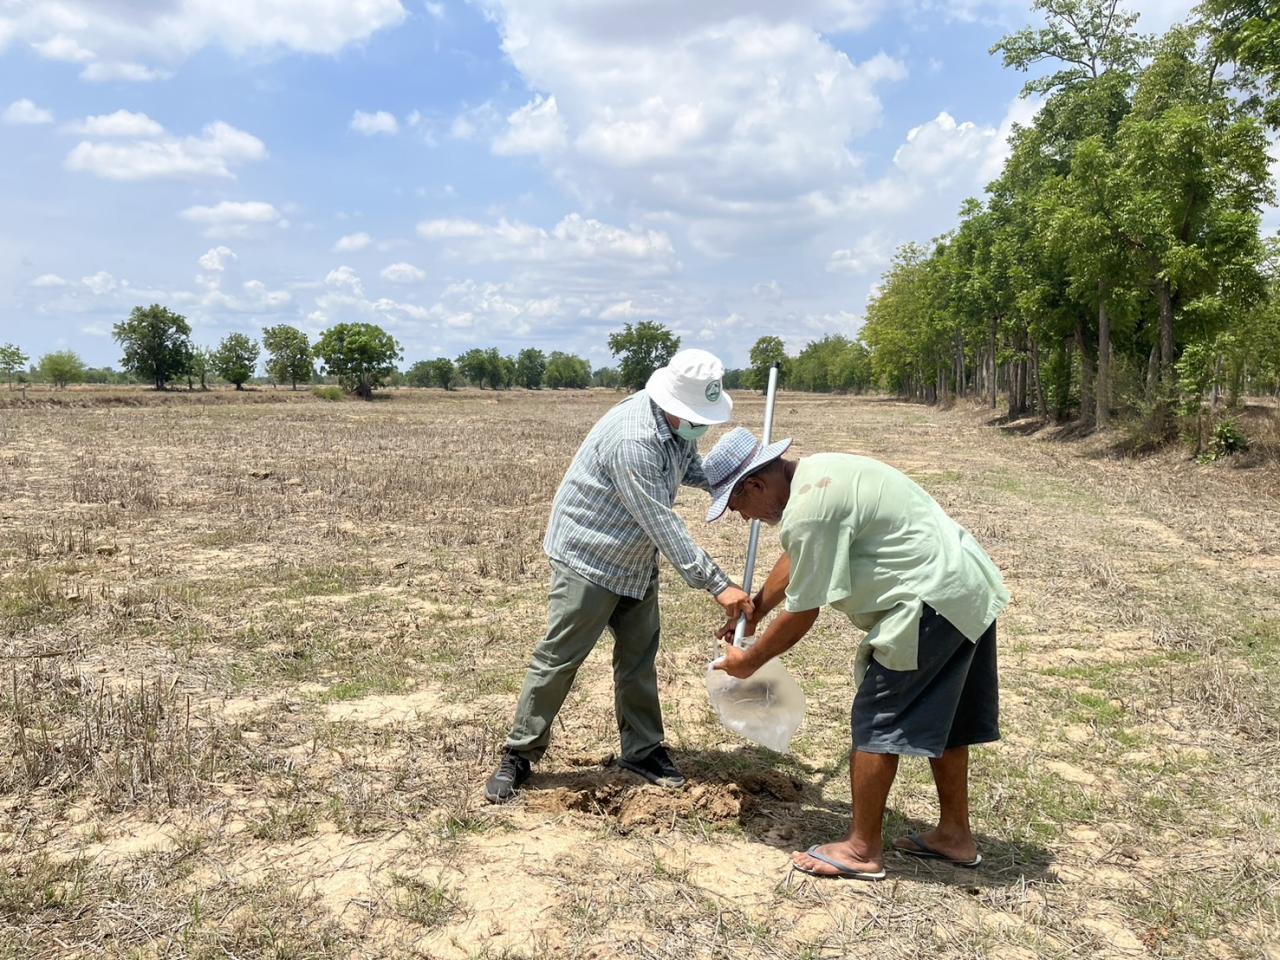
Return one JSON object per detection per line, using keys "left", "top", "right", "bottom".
{"left": 705, "top": 364, "right": 806, "bottom": 753}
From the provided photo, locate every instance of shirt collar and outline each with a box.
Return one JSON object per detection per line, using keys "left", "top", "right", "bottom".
{"left": 645, "top": 392, "right": 677, "bottom": 444}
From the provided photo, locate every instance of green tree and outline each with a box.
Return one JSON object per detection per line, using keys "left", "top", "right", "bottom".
{"left": 591, "top": 366, "right": 621, "bottom": 389}
{"left": 114, "top": 304, "right": 192, "bottom": 390}
{"left": 545, "top": 351, "right": 592, "bottom": 389}
{"left": 456, "top": 349, "right": 491, "bottom": 387}
{"left": 188, "top": 347, "right": 214, "bottom": 391}
{"left": 0, "top": 343, "right": 29, "bottom": 390}
{"left": 1198, "top": 0, "right": 1280, "bottom": 127}
{"left": 608, "top": 321, "right": 680, "bottom": 391}
{"left": 36, "top": 350, "right": 86, "bottom": 388}
{"left": 405, "top": 360, "right": 434, "bottom": 387}
{"left": 430, "top": 358, "right": 457, "bottom": 390}
{"left": 748, "top": 336, "right": 787, "bottom": 393}
{"left": 262, "top": 325, "right": 315, "bottom": 390}
{"left": 313, "top": 323, "right": 402, "bottom": 400}
{"left": 213, "top": 333, "right": 260, "bottom": 390}
{"left": 515, "top": 348, "right": 547, "bottom": 389}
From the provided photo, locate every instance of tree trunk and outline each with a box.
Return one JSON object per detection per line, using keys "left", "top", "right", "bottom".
{"left": 989, "top": 319, "right": 998, "bottom": 408}
{"left": 1031, "top": 338, "right": 1047, "bottom": 418}
{"left": 1145, "top": 345, "right": 1159, "bottom": 401}
{"left": 1076, "top": 318, "right": 1096, "bottom": 428}
{"left": 1097, "top": 283, "right": 1111, "bottom": 429}
{"left": 1156, "top": 279, "right": 1176, "bottom": 384}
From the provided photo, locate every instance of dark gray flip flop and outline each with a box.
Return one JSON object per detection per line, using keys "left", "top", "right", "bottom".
{"left": 792, "top": 845, "right": 887, "bottom": 881}
{"left": 894, "top": 833, "right": 982, "bottom": 868}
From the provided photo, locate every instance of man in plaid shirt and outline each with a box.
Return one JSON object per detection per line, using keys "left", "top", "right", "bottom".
{"left": 485, "top": 349, "right": 754, "bottom": 802}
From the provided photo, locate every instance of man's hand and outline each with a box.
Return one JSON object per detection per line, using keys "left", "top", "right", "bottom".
{"left": 713, "top": 585, "right": 754, "bottom": 623}
{"left": 711, "top": 642, "right": 758, "bottom": 679}
{"left": 715, "top": 613, "right": 756, "bottom": 643}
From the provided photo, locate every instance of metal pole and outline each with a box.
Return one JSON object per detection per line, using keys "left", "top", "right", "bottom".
{"left": 732, "top": 363, "right": 779, "bottom": 648}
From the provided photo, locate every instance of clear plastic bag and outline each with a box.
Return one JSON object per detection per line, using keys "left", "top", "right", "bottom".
{"left": 705, "top": 654, "right": 806, "bottom": 753}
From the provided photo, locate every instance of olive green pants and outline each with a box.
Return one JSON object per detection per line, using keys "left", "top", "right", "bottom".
{"left": 506, "top": 562, "right": 663, "bottom": 763}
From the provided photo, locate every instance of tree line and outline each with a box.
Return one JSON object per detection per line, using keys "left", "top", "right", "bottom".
{"left": 854, "top": 0, "right": 1280, "bottom": 453}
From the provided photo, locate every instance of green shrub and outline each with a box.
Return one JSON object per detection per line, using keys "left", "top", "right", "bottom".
{"left": 311, "top": 386, "right": 344, "bottom": 402}
{"left": 1211, "top": 418, "right": 1249, "bottom": 459}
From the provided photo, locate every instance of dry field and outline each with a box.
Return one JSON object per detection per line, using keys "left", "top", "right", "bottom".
{"left": 1, "top": 387, "right": 1278, "bottom": 960}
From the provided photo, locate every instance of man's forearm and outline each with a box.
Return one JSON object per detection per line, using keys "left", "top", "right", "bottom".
{"left": 752, "top": 553, "right": 792, "bottom": 621}
{"left": 742, "top": 606, "right": 818, "bottom": 672}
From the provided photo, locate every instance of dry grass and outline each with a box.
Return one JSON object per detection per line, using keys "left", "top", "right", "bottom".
{"left": 1, "top": 386, "right": 1278, "bottom": 959}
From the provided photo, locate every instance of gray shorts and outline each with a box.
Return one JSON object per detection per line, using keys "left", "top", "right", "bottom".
{"left": 852, "top": 605, "right": 999, "bottom": 758}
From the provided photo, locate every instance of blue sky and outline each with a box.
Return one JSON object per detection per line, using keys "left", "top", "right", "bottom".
{"left": 3, "top": 0, "right": 1264, "bottom": 372}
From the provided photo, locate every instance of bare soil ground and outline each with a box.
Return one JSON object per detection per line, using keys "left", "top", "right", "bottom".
{"left": 2, "top": 387, "right": 1277, "bottom": 959}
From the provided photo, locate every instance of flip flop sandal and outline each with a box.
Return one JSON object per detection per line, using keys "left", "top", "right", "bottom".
{"left": 792, "top": 845, "right": 887, "bottom": 881}
{"left": 894, "top": 833, "right": 983, "bottom": 868}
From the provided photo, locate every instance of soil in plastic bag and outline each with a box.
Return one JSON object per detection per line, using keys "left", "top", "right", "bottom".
{"left": 705, "top": 656, "right": 806, "bottom": 753}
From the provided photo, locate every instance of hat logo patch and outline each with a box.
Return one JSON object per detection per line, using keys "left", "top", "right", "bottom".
{"left": 704, "top": 380, "right": 722, "bottom": 402}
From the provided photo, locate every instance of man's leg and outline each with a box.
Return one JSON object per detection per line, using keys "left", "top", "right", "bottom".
{"left": 607, "top": 574, "right": 663, "bottom": 763}
{"left": 504, "top": 565, "right": 618, "bottom": 761}
{"left": 790, "top": 750, "right": 899, "bottom": 876}
{"left": 891, "top": 746, "right": 979, "bottom": 862}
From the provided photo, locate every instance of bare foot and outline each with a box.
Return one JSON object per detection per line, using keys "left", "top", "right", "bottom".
{"left": 893, "top": 829, "right": 979, "bottom": 864}
{"left": 790, "top": 840, "right": 884, "bottom": 878}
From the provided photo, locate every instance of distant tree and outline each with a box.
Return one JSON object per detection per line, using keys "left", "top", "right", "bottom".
{"left": 188, "top": 347, "right": 214, "bottom": 391}
{"left": 591, "top": 366, "right": 621, "bottom": 389}
{"left": 608, "top": 321, "right": 680, "bottom": 391}
{"left": 515, "top": 348, "right": 547, "bottom": 389}
{"left": 83, "top": 366, "right": 130, "bottom": 385}
{"left": 213, "top": 333, "right": 260, "bottom": 390}
{"left": 405, "top": 359, "right": 434, "bottom": 387}
{"left": 545, "top": 351, "right": 592, "bottom": 389}
{"left": 491, "top": 350, "right": 514, "bottom": 389}
{"left": 262, "top": 324, "right": 314, "bottom": 390}
{"left": 0, "top": 343, "right": 29, "bottom": 390}
{"left": 430, "top": 358, "right": 457, "bottom": 390}
{"left": 748, "top": 336, "right": 788, "bottom": 393}
{"left": 37, "top": 350, "right": 86, "bottom": 388}
{"left": 313, "top": 322, "right": 402, "bottom": 400}
{"left": 113, "top": 304, "right": 192, "bottom": 390}
{"left": 456, "top": 348, "right": 492, "bottom": 387}
{"left": 722, "top": 368, "right": 747, "bottom": 390}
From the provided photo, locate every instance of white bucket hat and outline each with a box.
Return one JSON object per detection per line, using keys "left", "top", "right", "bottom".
{"left": 645, "top": 348, "right": 733, "bottom": 425}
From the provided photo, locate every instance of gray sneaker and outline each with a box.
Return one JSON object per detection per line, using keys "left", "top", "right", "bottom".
{"left": 618, "top": 745, "right": 686, "bottom": 789}
{"left": 485, "top": 750, "right": 532, "bottom": 803}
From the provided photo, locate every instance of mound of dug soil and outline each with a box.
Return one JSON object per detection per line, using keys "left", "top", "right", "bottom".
{"left": 523, "top": 767, "right": 804, "bottom": 834}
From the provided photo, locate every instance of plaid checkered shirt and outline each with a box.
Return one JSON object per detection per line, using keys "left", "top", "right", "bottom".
{"left": 543, "top": 391, "right": 732, "bottom": 600}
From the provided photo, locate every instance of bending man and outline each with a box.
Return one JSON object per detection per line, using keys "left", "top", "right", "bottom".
{"left": 485, "top": 350, "right": 754, "bottom": 803}
{"left": 704, "top": 427, "right": 1008, "bottom": 880}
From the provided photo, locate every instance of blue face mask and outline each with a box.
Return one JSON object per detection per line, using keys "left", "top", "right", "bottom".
{"left": 675, "top": 419, "right": 710, "bottom": 441}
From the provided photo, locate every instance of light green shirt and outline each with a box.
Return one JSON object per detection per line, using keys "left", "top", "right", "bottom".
{"left": 779, "top": 454, "right": 1010, "bottom": 685}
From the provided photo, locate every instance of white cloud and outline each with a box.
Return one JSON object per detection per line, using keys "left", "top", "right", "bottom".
{"left": 198, "top": 246, "right": 237, "bottom": 272}
{"left": 827, "top": 235, "right": 892, "bottom": 276}
{"left": 752, "top": 280, "right": 783, "bottom": 300}
{"left": 67, "top": 120, "right": 266, "bottom": 180}
{"left": 333, "top": 232, "right": 372, "bottom": 252}
{"left": 475, "top": 3, "right": 908, "bottom": 250}
{"left": 33, "top": 33, "right": 94, "bottom": 63}
{"left": 31, "top": 273, "right": 67, "bottom": 287}
{"left": 493, "top": 95, "right": 567, "bottom": 156}
{"left": 181, "top": 201, "right": 283, "bottom": 237}
{"left": 67, "top": 110, "right": 165, "bottom": 138}
{"left": 81, "top": 61, "right": 169, "bottom": 82}
{"left": 81, "top": 271, "right": 119, "bottom": 295}
{"left": 416, "top": 213, "right": 676, "bottom": 271}
{"left": 424, "top": 2, "right": 446, "bottom": 19}
{"left": 350, "top": 110, "right": 399, "bottom": 136}
{"left": 325, "top": 266, "right": 364, "bottom": 296}
{"left": 2, "top": 1, "right": 407, "bottom": 75}
{"left": 3, "top": 98, "right": 53, "bottom": 125}
{"left": 450, "top": 102, "right": 500, "bottom": 141}
{"left": 381, "top": 262, "right": 426, "bottom": 283}
{"left": 599, "top": 300, "right": 657, "bottom": 320}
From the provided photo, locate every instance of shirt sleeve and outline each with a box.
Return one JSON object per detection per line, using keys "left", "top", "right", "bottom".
{"left": 681, "top": 448, "right": 711, "bottom": 491}
{"left": 781, "top": 517, "right": 854, "bottom": 613}
{"left": 606, "top": 438, "right": 731, "bottom": 595}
